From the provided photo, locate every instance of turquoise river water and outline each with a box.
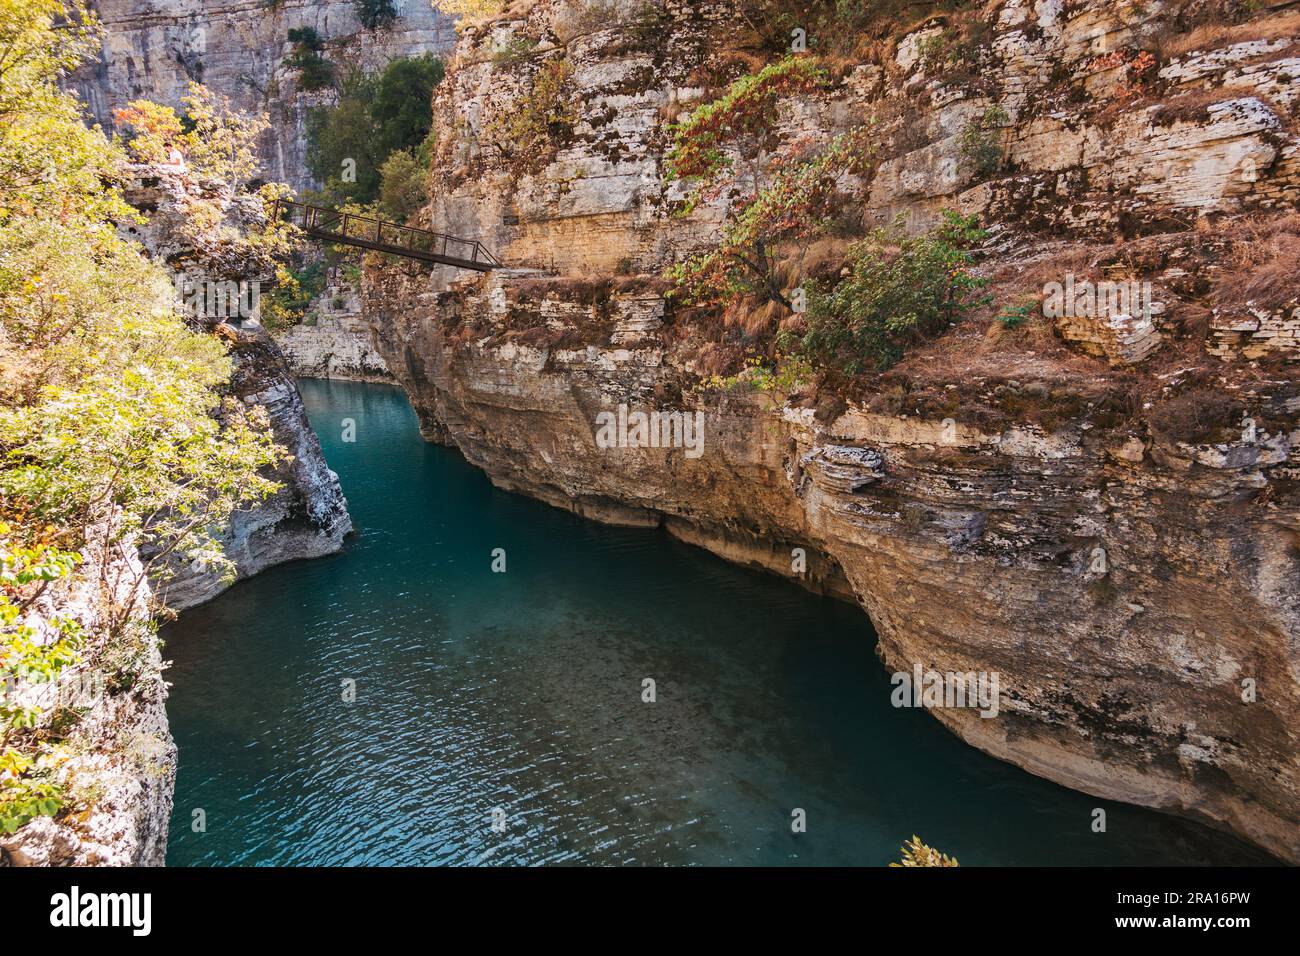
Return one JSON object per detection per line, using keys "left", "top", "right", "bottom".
{"left": 162, "top": 379, "right": 1269, "bottom": 866}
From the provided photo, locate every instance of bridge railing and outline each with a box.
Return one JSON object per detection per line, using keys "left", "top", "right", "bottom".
{"left": 273, "top": 199, "right": 501, "bottom": 269}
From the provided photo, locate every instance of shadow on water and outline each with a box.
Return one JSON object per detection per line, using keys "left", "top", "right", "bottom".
{"left": 162, "top": 379, "right": 1274, "bottom": 866}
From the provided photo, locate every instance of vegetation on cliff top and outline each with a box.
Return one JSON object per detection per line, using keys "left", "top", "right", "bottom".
{"left": 0, "top": 0, "right": 283, "bottom": 836}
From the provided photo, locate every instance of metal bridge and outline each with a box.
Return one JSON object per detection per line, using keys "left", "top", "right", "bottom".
{"left": 273, "top": 199, "right": 501, "bottom": 271}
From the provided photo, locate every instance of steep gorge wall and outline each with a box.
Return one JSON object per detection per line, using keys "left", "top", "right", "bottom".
{"left": 0, "top": 532, "right": 174, "bottom": 866}
{"left": 367, "top": 0, "right": 1300, "bottom": 861}
{"left": 121, "top": 167, "right": 353, "bottom": 609}
{"left": 274, "top": 280, "right": 394, "bottom": 382}
{"left": 76, "top": 0, "right": 456, "bottom": 189}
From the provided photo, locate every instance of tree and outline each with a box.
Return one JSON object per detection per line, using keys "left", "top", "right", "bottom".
{"left": 379, "top": 147, "right": 429, "bottom": 222}
{"left": 0, "top": 0, "right": 285, "bottom": 835}
{"left": 668, "top": 128, "right": 874, "bottom": 313}
{"left": 114, "top": 82, "right": 269, "bottom": 185}
{"left": 285, "top": 27, "right": 334, "bottom": 91}
{"left": 305, "top": 56, "right": 443, "bottom": 205}
{"left": 373, "top": 54, "right": 445, "bottom": 158}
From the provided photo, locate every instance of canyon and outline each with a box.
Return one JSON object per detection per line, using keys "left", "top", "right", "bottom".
{"left": 362, "top": 0, "right": 1300, "bottom": 862}
{"left": 76, "top": 0, "right": 455, "bottom": 189}
{"left": 16, "top": 0, "right": 1296, "bottom": 866}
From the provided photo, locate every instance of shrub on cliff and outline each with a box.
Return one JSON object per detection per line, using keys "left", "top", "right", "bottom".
{"left": 666, "top": 55, "right": 828, "bottom": 191}
{"left": 432, "top": 0, "right": 500, "bottom": 31}
{"left": 664, "top": 56, "right": 875, "bottom": 321}
{"left": 355, "top": 0, "right": 398, "bottom": 30}
{"left": 285, "top": 27, "right": 334, "bottom": 91}
{"left": 785, "top": 211, "right": 989, "bottom": 374}
{"left": 483, "top": 57, "right": 577, "bottom": 174}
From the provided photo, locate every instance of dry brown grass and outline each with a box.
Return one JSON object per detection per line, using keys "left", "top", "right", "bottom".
{"left": 1211, "top": 212, "right": 1300, "bottom": 311}
{"left": 1150, "top": 85, "right": 1263, "bottom": 125}
{"left": 1160, "top": 11, "right": 1300, "bottom": 60}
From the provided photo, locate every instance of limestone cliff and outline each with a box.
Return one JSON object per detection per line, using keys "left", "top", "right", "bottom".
{"left": 121, "top": 166, "right": 353, "bottom": 609}
{"left": 75, "top": 0, "right": 456, "bottom": 188}
{"left": 365, "top": 0, "right": 1300, "bottom": 861}
{"left": 274, "top": 279, "right": 394, "bottom": 382}
{"left": 0, "top": 528, "right": 175, "bottom": 866}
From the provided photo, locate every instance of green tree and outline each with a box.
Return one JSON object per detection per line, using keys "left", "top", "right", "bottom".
{"left": 0, "top": 0, "right": 286, "bottom": 835}
{"left": 285, "top": 27, "right": 334, "bottom": 91}
{"left": 378, "top": 146, "right": 429, "bottom": 222}
{"left": 373, "top": 54, "right": 445, "bottom": 158}
{"left": 305, "top": 55, "right": 443, "bottom": 205}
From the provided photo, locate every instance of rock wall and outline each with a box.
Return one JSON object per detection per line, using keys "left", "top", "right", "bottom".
{"left": 120, "top": 166, "right": 353, "bottom": 609}
{"left": 365, "top": 0, "right": 1300, "bottom": 861}
{"left": 75, "top": 0, "right": 456, "bottom": 188}
{"left": 0, "top": 528, "right": 175, "bottom": 866}
{"left": 273, "top": 280, "right": 393, "bottom": 382}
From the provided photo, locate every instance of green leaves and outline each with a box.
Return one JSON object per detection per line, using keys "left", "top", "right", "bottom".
{"left": 0, "top": 0, "right": 291, "bottom": 839}
{"left": 305, "top": 55, "right": 444, "bottom": 206}
{"left": 666, "top": 55, "right": 828, "bottom": 185}
{"left": 792, "top": 211, "right": 990, "bottom": 374}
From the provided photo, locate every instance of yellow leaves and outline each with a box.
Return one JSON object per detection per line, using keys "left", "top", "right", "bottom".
{"left": 890, "top": 835, "right": 960, "bottom": 867}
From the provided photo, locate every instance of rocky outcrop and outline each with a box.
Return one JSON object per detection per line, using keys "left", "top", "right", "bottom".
{"left": 365, "top": 0, "right": 1300, "bottom": 861}
{"left": 120, "top": 166, "right": 352, "bottom": 609}
{"left": 75, "top": 0, "right": 456, "bottom": 188}
{"left": 273, "top": 281, "right": 393, "bottom": 382}
{"left": 158, "top": 324, "right": 354, "bottom": 609}
{"left": 0, "top": 527, "right": 175, "bottom": 866}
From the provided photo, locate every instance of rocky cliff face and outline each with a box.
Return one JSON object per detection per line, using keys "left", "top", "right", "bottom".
{"left": 75, "top": 0, "right": 455, "bottom": 188}
{"left": 274, "top": 280, "right": 394, "bottom": 382}
{"left": 121, "top": 166, "right": 353, "bottom": 609}
{"left": 0, "top": 529, "right": 175, "bottom": 866}
{"left": 366, "top": 0, "right": 1300, "bottom": 860}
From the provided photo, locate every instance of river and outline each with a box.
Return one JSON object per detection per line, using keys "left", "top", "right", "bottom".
{"left": 162, "top": 379, "right": 1268, "bottom": 865}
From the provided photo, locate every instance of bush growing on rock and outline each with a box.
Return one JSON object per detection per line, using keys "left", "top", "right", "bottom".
{"left": 354, "top": 0, "right": 398, "bottom": 30}
{"left": 285, "top": 27, "right": 334, "bottom": 91}
{"left": 483, "top": 58, "right": 577, "bottom": 173}
{"left": 664, "top": 55, "right": 875, "bottom": 320}
{"left": 432, "top": 0, "right": 500, "bottom": 31}
{"left": 785, "top": 211, "right": 989, "bottom": 374}
{"left": 115, "top": 82, "right": 268, "bottom": 186}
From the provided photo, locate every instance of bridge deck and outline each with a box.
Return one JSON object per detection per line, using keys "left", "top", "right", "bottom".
{"left": 274, "top": 199, "right": 500, "bottom": 271}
